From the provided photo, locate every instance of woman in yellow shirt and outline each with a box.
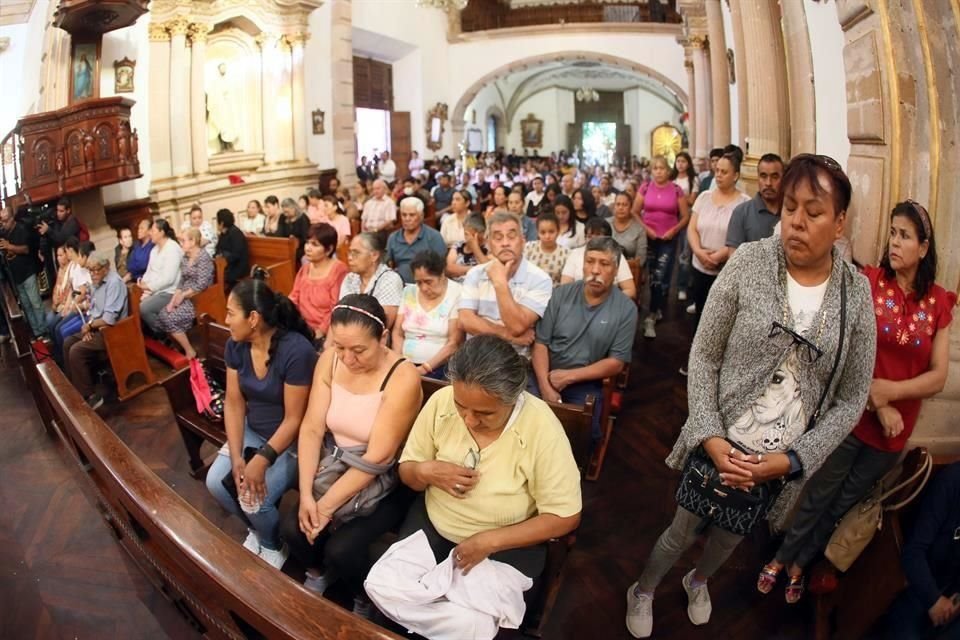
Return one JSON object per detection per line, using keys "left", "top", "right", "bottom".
{"left": 398, "top": 335, "right": 582, "bottom": 578}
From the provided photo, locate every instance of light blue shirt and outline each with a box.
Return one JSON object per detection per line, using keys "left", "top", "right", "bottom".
{"left": 90, "top": 270, "right": 128, "bottom": 326}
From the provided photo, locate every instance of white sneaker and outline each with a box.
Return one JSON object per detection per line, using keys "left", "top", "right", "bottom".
{"left": 643, "top": 317, "right": 656, "bottom": 339}
{"left": 352, "top": 596, "right": 373, "bottom": 620}
{"left": 303, "top": 569, "right": 337, "bottom": 595}
{"left": 682, "top": 570, "right": 712, "bottom": 626}
{"left": 625, "top": 582, "right": 653, "bottom": 638}
{"left": 678, "top": 290, "right": 688, "bottom": 301}
{"left": 655, "top": 310, "right": 663, "bottom": 322}
{"left": 242, "top": 529, "right": 260, "bottom": 554}
{"left": 686, "top": 303, "right": 697, "bottom": 315}
{"left": 258, "top": 543, "right": 289, "bottom": 569}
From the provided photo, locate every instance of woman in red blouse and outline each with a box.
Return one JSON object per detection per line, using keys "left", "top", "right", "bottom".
{"left": 760, "top": 200, "right": 953, "bottom": 603}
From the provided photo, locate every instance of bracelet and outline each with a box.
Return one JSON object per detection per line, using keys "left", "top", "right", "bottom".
{"left": 256, "top": 443, "right": 279, "bottom": 466}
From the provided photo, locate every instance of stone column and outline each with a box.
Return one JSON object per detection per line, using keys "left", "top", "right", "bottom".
{"left": 257, "top": 33, "right": 281, "bottom": 165}
{"left": 705, "top": 0, "right": 731, "bottom": 147}
{"left": 727, "top": 0, "right": 749, "bottom": 149}
{"left": 780, "top": 0, "right": 816, "bottom": 155}
{"left": 331, "top": 0, "right": 356, "bottom": 181}
{"left": 690, "top": 36, "right": 711, "bottom": 159}
{"left": 189, "top": 23, "right": 211, "bottom": 175}
{"left": 287, "top": 32, "right": 309, "bottom": 162}
{"left": 167, "top": 17, "right": 193, "bottom": 177}
{"left": 148, "top": 22, "right": 172, "bottom": 180}
{"left": 685, "top": 57, "right": 697, "bottom": 154}
{"left": 737, "top": 0, "right": 790, "bottom": 158}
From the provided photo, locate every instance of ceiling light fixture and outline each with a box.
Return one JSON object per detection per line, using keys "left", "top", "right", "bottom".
{"left": 575, "top": 87, "right": 599, "bottom": 102}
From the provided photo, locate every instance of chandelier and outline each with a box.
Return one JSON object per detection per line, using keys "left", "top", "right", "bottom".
{"left": 416, "top": 0, "right": 469, "bottom": 9}
{"left": 575, "top": 87, "right": 599, "bottom": 102}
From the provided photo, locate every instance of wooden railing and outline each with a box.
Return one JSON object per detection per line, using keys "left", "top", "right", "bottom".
{"left": 35, "top": 359, "right": 402, "bottom": 640}
{"left": 460, "top": 0, "right": 680, "bottom": 33}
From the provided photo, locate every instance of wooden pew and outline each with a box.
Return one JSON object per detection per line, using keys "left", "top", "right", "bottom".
{"left": 164, "top": 321, "right": 594, "bottom": 637}
{"left": 246, "top": 235, "right": 298, "bottom": 296}
{"left": 34, "top": 360, "right": 401, "bottom": 640}
{"left": 1, "top": 278, "right": 55, "bottom": 435}
{"left": 100, "top": 282, "right": 156, "bottom": 400}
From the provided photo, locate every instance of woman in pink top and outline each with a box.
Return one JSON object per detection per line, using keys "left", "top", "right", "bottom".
{"left": 283, "top": 294, "right": 422, "bottom": 617}
{"left": 320, "top": 194, "right": 352, "bottom": 249}
{"left": 632, "top": 155, "right": 691, "bottom": 339}
{"left": 688, "top": 153, "right": 750, "bottom": 328}
{"left": 289, "top": 223, "right": 348, "bottom": 345}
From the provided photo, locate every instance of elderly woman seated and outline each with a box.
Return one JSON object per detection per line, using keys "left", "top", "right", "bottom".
{"left": 396, "top": 334, "right": 582, "bottom": 580}
{"left": 154, "top": 228, "right": 215, "bottom": 359}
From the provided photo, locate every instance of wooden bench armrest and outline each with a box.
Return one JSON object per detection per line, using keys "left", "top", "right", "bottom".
{"left": 101, "top": 315, "right": 156, "bottom": 401}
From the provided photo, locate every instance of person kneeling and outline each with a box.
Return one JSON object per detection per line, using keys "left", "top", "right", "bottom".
{"left": 368, "top": 336, "right": 581, "bottom": 637}
{"left": 280, "top": 294, "right": 421, "bottom": 618}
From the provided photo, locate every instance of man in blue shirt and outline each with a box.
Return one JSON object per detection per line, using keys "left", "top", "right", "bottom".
{"left": 386, "top": 197, "right": 447, "bottom": 284}
{"left": 63, "top": 252, "right": 129, "bottom": 409}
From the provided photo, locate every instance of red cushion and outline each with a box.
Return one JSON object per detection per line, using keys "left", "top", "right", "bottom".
{"left": 145, "top": 338, "right": 189, "bottom": 370}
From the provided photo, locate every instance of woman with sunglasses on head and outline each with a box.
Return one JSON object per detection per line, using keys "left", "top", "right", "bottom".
{"left": 761, "top": 199, "right": 953, "bottom": 604}
{"left": 625, "top": 155, "right": 876, "bottom": 638}
{"left": 281, "top": 294, "right": 421, "bottom": 618}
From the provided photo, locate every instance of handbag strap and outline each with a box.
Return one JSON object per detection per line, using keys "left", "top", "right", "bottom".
{"left": 882, "top": 452, "right": 933, "bottom": 511}
{"left": 807, "top": 270, "right": 847, "bottom": 431}
{"left": 323, "top": 433, "right": 393, "bottom": 475}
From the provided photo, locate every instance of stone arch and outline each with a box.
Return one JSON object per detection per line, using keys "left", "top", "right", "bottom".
{"left": 451, "top": 51, "right": 688, "bottom": 126}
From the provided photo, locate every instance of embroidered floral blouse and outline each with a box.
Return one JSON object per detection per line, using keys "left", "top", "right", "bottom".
{"left": 852, "top": 265, "right": 955, "bottom": 452}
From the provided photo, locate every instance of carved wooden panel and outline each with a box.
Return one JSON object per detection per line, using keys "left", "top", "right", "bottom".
{"left": 12, "top": 96, "right": 141, "bottom": 206}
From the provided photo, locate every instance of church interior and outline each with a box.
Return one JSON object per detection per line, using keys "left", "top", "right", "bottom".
{"left": 2, "top": 0, "right": 960, "bottom": 638}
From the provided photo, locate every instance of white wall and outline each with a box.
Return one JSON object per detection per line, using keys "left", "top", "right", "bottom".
{"left": 504, "top": 88, "right": 574, "bottom": 153}
{"left": 805, "top": 0, "right": 850, "bottom": 168}
{"left": 305, "top": 3, "right": 334, "bottom": 170}
{"left": 100, "top": 16, "right": 151, "bottom": 205}
{"left": 0, "top": 0, "right": 50, "bottom": 134}
{"left": 623, "top": 88, "right": 680, "bottom": 159}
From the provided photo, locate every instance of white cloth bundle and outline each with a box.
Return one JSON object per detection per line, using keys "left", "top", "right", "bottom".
{"left": 364, "top": 530, "right": 533, "bottom": 640}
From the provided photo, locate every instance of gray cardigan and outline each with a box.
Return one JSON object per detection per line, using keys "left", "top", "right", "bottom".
{"left": 666, "top": 236, "right": 877, "bottom": 530}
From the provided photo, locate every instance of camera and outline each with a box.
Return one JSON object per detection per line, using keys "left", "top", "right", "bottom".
{"left": 21, "top": 203, "right": 57, "bottom": 229}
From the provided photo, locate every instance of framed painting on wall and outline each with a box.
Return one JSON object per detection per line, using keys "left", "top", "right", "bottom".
{"left": 70, "top": 39, "right": 100, "bottom": 103}
{"left": 520, "top": 114, "right": 543, "bottom": 148}
{"left": 114, "top": 57, "right": 135, "bottom": 93}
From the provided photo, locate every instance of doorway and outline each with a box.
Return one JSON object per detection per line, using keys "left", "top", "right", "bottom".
{"left": 356, "top": 107, "right": 391, "bottom": 161}
{"left": 487, "top": 114, "right": 499, "bottom": 151}
{"left": 582, "top": 122, "right": 617, "bottom": 167}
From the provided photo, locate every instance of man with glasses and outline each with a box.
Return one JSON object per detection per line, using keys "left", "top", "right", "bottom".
{"left": 62, "top": 252, "right": 128, "bottom": 409}
{"left": 458, "top": 212, "right": 552, "bottom": 358}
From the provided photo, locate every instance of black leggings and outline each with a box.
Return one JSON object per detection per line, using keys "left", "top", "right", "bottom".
{"left": 280, "top": 486, "right": 415, "bottom": 595}
{"left": 398, "top": 494, "right": 547, "bottom": 579}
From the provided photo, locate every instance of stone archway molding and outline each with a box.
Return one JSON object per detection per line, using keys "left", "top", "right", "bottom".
{"left": 451, "top": 51, "right": 689, "bottom": 127}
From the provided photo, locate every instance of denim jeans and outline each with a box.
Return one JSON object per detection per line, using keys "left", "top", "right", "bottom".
{"left": 52, "top": 312, "right": 83, "bottom": 366}
{"left": 206, "top": 424, "right": 298, "bottom": 550}
{"left": 646, "top": 238, "right": 677, "bottom": 316}
{"left": 676, "top": 232, "right": 692, "bottom": 294}
{"left": 16, "top": 274, "right": 47, "bottom": 338}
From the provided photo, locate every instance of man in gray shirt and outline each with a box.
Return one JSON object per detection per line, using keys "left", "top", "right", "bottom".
{"left": 726, "top": 153, "right": 784, "bottom": 252}
{"left": 532, "top": 237, "right": 638, "bottom": 439}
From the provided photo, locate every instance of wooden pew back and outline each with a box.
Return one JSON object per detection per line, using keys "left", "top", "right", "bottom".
{"left": 1, "top": 279, "right": 55, "bottom": 434}
{"left": 246, "top": 235, "right": 298, "bottom": 295}
{"left": 191, "top": 257, "right": 227, "bottom": 325}
{"left": 100, "top": 282, "right": 155, "bottom": 400}
{"left": 35, "top": 360, "right": 401, "bottom": 640}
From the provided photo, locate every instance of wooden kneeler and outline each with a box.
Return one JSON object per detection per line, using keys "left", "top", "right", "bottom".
{"left": 101, "top": 283, "right": 156, "bottom": 401}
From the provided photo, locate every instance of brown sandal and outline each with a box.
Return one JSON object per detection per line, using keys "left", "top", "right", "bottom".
{"left": 757, "top": 563, "right": 780, "bottom": 595}
{"left": 785, "top": 574, "right": 805, "bottom": 604}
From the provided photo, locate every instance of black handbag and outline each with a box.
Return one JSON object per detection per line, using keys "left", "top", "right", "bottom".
{"left": 676, "top": 272, "right": 847, "bottom": 536}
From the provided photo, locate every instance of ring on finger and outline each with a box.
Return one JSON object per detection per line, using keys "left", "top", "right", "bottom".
{"left": 456, "top": 552, "right": 463, "bottom": 562}
{"left": 729, "top": 447, "right": 737, "bottom": 457}
{"left": 757, "top": 453, "right": 763, "bottom": 463}
{"left": 454, "top": 483, "right": 463, "bottom": 493}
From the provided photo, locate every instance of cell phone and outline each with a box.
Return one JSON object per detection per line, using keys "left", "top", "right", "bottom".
{"left": 220, "top": 446, "right": 259, "bottom": 500}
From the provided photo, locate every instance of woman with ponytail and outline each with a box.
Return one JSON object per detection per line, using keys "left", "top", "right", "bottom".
{"left": 206, "top": 277, "right": 318, "bottom": 569}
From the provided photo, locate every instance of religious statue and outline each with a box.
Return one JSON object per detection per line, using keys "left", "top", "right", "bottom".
{"left": 206, "top": 62, "right": 242, "bottom": 155}
{"left": 73, "top": 54, "right": 93, "bottom": 100}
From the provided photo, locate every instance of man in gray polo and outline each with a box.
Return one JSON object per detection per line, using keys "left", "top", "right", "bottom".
{"left": 531, "top": 236, "right": 638, "bottom": 440}
{"left": 726, "top": 153, "right": 784, "bottom": 253}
